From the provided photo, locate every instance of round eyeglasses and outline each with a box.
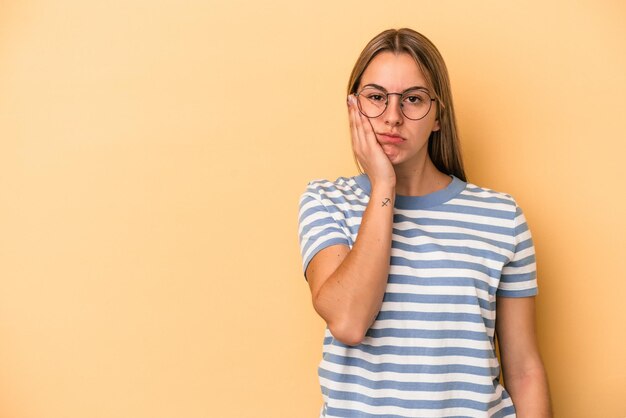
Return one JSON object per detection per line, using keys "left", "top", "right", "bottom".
{"left": 355, "top": 86, "right": 436, "bottom": 121}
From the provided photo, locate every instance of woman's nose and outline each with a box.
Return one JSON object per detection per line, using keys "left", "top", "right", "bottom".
{"left": 384, "top": 95, "right": 403, "bottom": 125}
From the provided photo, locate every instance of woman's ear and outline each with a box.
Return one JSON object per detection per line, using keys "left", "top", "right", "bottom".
{"left": 432, "top": 119, "right": 441, "bottom": 132}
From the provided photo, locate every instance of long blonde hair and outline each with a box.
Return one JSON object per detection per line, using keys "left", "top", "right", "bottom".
{"left": 347, "top": 28, "right": 467, "bottom": 181}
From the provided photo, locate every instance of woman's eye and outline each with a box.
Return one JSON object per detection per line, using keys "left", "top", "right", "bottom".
{"left": 405, "top": 95, "right": 424, "bottom": 104}
{"left": 368, "top": 94, "right": 386, "bottom": 102}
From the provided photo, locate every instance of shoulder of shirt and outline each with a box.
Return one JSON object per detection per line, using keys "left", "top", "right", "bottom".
{"left": 302, "top": 175, "right": 363, "bottom": 196}
{"left": 460, "top": 180, "right": 520, "bottom": 209}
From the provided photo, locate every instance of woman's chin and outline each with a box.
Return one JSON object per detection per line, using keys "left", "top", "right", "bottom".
{"left": 381, "top": 145, "right": 402, "bottom": 162}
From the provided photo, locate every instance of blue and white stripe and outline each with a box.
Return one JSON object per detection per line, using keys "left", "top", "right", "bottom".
{"left": 298, "top": 175, "right": 537, "bottom": 417}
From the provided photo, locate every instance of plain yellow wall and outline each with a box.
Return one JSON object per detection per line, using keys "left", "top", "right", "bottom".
{"left": 1, "top": 0, "right": 625, "bottom": 417}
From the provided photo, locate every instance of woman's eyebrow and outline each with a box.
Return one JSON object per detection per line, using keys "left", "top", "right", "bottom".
{"left": 362, "top": 83, "right": 388, "bottom": 91}
{"left": 362, "top": 83, "right": 430, "bottom": 92}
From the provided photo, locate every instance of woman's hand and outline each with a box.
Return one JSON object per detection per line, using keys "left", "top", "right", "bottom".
{"left": 348, "top": 95, "right": 396, "bottom": 189}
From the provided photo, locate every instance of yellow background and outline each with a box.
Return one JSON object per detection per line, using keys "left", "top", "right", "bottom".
{"left": 1, "top": 0, "right": 625, "bottom": 417}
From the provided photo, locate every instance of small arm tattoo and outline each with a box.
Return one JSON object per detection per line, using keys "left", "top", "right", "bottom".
{"left": 382, "top": 198, "right": 391, "bottom": 207}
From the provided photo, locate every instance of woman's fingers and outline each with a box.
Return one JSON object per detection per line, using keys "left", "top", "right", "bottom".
{"left": 347, "top": 94, "right": 396, "bottom": 187}
{"left": 349, "top": 94, "right": 379, "bottom": 167}
{"left": 349, "top": 96, "right": 371, "bottom": 148}
{"left": 359, "top": 108, "right": 379, "bottom": 147}
{"left": 348, "top": 96, "right": 366, "bottom": 157}
{"left": 348, "top": 96, "right": 360, "bottom": 146}
{"left": 355, "top": 108, "right": 368, "bottom": 148}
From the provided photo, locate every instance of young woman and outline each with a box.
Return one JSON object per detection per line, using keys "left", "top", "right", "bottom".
{"left": 298, "top": 28, "right": 551, "bottom": 417}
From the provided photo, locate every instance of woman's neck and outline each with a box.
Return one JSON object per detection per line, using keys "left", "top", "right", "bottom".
{"left": 393, "top": 157, "right": 451, "bottom": 196}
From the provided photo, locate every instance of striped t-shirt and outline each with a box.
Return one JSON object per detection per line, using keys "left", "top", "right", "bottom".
{"left": 297, "top": 174, "right": 537, "bottom": 418}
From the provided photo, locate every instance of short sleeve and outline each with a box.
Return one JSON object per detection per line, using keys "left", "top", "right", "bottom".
{"left": 497, "top": 204, "right": 538, "bottom": 297}
{"left": 298, "top": 183, "right": 350, "bottom": 278}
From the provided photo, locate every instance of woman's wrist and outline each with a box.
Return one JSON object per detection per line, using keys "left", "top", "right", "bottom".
{"left": 370, "top": 180, "right": 396, "bottom": 195}
{"left": 369, "top": 182, "right": 396, "bottom": 209}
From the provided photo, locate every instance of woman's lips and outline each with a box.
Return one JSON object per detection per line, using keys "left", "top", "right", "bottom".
{"left": 377, "top": 133, "right": 404, "bottom": 144}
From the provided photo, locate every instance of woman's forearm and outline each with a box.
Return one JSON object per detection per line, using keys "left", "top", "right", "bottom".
{"left": 312, "top": 183, "right": 395, "bottom": 345}
{"left": 506, "top": 365, "right": 552, "bottom": 417}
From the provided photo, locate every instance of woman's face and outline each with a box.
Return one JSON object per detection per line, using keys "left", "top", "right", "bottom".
{"left": 357, "top": 52, "right": 440, "bottom": 168}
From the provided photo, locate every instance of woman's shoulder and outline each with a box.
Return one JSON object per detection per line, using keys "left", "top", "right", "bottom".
{"left": 301, "top": 174, "right": 369, "bottom": 199}
{"left": 458, "top": 179, "right": 521, "bottom": 211}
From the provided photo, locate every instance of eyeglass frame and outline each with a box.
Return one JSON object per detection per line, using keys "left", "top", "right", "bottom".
{"left": 354, "top": 85, "right": 437, "bottom": 121}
